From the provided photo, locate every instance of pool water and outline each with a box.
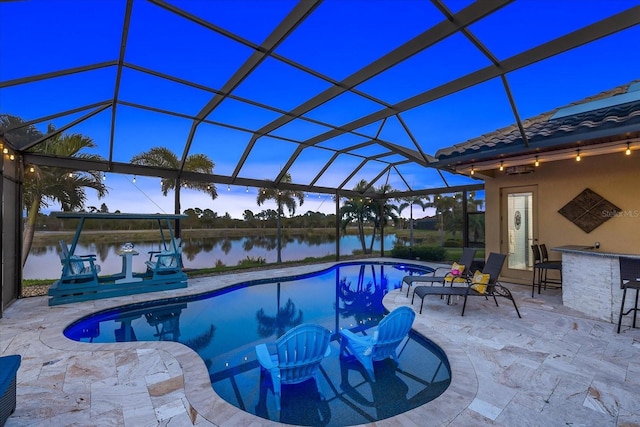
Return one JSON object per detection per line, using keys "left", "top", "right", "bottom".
{"left": 65, "top": 261, "right": 451, "bottom": 426}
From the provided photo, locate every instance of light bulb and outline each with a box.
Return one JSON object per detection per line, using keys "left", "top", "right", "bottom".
{"left": 133, "top": 176, "right": 136, "bottom": 183}
{"left": 29, "top": 166, "right": 35, "bottom": 173}
{"left": 576, "top": 150, "right": 581, "bottom": 162}
{"left": 626, "top": 143, "right": 631, "bottom": 156}
{"left": 499, "top": 161, "right": 504, "bottom": 171}
{"left": 535, "top": 156, "right": 539, "bottom": 167}
{"left": 470, "top": 165, "right": 475, "bottom": 175}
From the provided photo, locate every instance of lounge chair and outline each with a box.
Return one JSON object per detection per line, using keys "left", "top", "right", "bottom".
{"left": 339, "top": 306, "right": 415, "bottom": 382}
{"left": 412, "top": 252, "right": 521, "bottom": 317}
{"left": 255, "top": 323, "right": 332, "bottom": 411}
{"left": 402, "top": 247, "right": 477, "bottom": 297}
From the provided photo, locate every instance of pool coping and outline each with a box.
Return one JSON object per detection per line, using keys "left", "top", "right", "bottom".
{"left": 36, "top": 258, "right": 472, "bottom": 426}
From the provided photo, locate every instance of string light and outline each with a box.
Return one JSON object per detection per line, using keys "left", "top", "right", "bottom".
{"left": 470, "top": 165, "right": 475, "bottom": 175}
{"left": 133, "top": 175, "right": 136, "bottom": 183}
{"left": 227, "top": 184, "right": 230, "bottom": 191}
{"left": 576, "top": 149, "right": 581, "bottom": 162}
{"left": 626, "top": 142, "right": 631, "bottom": 156}
{"left": 535, "top": 156, "right": 539, "bottom": 167}
{"left": 29, "top": 166, "right": 35, "bottom": 173}
{"left": 9, "top": 154, "right": 14, "bottom": 161}
{"left": 245, "top": 186, "right": 249, "bottom": 192}
{"left": 2, "top": 148, "right": 7, "bottom": 154}
{"left": 499, "top": 161, "right": 504, "bottom": 172}
{"left": 102, "top": 173, "right": 106, "bottom": 181}
{"left": 68, "top": 172, "right": 74, "bottom": 178}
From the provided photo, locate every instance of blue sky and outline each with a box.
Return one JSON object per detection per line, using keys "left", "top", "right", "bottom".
{"left": 1, "top": 0, "right": 639, "bottom": 218}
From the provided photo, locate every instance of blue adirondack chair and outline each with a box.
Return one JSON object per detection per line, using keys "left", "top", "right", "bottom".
{"left": 255, "top": 323, "right": 332, "bottom": 411}
{"left": 58, "top": 240, "right": 101, "bottom": 284}
{"left": 339, "top": 306, "right": 415, "bottom": 382}
{"left": 144, "top": 237, "right": 185, "bottom": 282}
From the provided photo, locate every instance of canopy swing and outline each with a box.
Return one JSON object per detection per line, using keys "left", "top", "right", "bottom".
{"left": 48, "top": 212, "right": 188, "bottom": 306}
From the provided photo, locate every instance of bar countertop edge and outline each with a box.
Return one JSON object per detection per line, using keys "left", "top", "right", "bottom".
{"left": 552, "top": 245, "right": 640, "bottom": 259}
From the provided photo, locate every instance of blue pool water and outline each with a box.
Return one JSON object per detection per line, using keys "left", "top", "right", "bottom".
{"left": 65, "top": 261, "right": 451, "bottom": 426}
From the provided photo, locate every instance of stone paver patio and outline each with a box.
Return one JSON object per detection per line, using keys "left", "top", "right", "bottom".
{"left": 2, "top": 258, "right": 640, "bottom": 426}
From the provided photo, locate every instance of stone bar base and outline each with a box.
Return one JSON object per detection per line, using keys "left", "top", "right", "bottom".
{"left": 560, "top": 250, "right": 622, "bottom": 323}
{"left": 553, "top": 246, "right": 640, "bottom": 326}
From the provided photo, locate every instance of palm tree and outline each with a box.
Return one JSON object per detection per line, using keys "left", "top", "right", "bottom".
{"left": 256, "top": 173, "right": 304, "bottom": 263}
{"left": 340, "top": 180, "right": 397, "bottom": 254}
{"left": 368, "top": 184, "right": 399, "bottom": 253}
{"left": 340, "top": 180, "right": 376, "bottom": 253}
{"left": 395, "top": 196, "right": 429, "bottom": 247}
{"left": 21, "top": 122, "right": 108, "bottom": 267}
{"left": 130, "top": 147, "right": 218, "bottom": 215}
{"left": 427, "top": 194, "right": 457, "bottom": 246}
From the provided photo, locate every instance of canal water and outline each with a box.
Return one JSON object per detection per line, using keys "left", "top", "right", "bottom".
{"left": 24, "top": 233, "right": 397, "bottom": 280}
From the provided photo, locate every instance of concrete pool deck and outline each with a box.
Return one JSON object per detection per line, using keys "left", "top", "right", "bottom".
{"left": 2, "top": 258, "right": 640, "bottom": 426}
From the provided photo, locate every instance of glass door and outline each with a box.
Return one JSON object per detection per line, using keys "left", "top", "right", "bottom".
{"left": 501, "top": 186, "right": 537, "bottom": 280}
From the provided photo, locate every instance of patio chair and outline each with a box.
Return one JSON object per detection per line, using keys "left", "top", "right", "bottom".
{"left": 617, "top": 257, "right": 640, "bottom": 333}
{"left": 58, "top": 240, "right": 101, "bottom": 284}
{"left": 531, "top": 244, "right": 562, "bottom": 297}
{"left": 145, "top": 238, "right": 185, "bottom": 282}
{"left": 412, "top": 253, "right": 521, "bottom": 317}
{"left": 255, "top": 323, "right": 332, "bottom": 411}
{"left": 402, "top": 247, "right": 477, "bottom": 297}
{"left": 339, "top": 306, "right": 415, "bottom": 382}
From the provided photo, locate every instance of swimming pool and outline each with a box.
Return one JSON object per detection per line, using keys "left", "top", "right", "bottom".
{"left": 65, "top": 261, "right": 451, "bottom": 426}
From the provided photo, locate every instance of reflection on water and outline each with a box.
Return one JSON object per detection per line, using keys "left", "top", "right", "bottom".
{"left": 256, "top": 297, "right": 304, "bottom": 338}
{"left": 24, "top": 233, "right": 397, "bottom": 279}
{"left": 65, "top": 262, "right": 448, "bottom": 426}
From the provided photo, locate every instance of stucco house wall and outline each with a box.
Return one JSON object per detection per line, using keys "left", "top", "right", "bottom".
{"left": 484, "top": 151, "right": 640, "bottom": 284}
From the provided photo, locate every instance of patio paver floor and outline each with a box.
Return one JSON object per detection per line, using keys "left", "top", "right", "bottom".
{"left": 2, "top": 259, "right": 640, "bottom": 426}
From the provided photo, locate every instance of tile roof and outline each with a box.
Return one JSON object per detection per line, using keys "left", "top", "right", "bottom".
{"left": 434, "top": 80, "right": 640, "bottom": 165}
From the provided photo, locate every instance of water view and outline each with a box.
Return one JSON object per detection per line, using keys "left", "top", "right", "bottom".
{"left": 24, "top": 233, "right": 397, "bottom": 280}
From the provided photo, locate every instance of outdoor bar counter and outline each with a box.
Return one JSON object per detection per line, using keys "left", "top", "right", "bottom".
{"left": 552, "top": 245, "right": 640, "bottom": 324}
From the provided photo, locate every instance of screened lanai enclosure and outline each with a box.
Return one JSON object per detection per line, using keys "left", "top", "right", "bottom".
{"left": 2, "top": 1, "right": 640, "bottom": 311}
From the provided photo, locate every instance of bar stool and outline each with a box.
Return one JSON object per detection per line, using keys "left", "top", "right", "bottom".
{"left": 617, "top": 257, "right": 640, "bottom": 333}
{"left": 531, "top": 244, "right": 562, "bottom": 297}
{"left": 540, "top": 243, "right": 562, "bottom": 286}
